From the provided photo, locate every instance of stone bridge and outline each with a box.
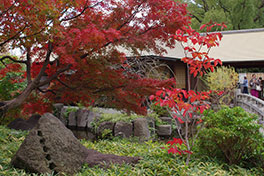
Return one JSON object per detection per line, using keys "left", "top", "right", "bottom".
{"left": 236, "top": 93, "right": 264, "bottom": 125}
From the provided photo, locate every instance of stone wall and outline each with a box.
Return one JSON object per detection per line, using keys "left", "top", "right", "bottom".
{"left": 53, "top": 104, "right": 174, "bottom": 140}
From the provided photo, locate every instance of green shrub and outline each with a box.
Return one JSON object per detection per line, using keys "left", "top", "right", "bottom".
{"left": 91, "top": 108, "right": 161, "bottom": 129}
{"left": 197, "top": 106, "right": 264, "bottom": 167}
{"left": 202, "top": 66, "right": 238, "bottom": 107}
{"left": 150, "top": 102, "right": 170, "bottom": 117}
{"left": 0, "top": 125, "right": 263, "bottom": 175}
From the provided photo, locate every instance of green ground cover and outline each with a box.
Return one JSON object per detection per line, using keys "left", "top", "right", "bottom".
{"left": 0, "top": 125, "right": 262, "bottom": 176}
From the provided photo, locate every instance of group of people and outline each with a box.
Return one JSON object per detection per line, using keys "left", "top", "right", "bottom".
{"left": 242, "top": 74, "right": 264, "bottom": 99}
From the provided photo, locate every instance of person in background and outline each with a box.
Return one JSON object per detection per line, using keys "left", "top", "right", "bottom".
{"left": 258, "top": 77, "right": 264, "bottom": 99}
{"left": 249, "top": 74, "right": 259, "bottom": 98}
{"left": 242, "top": 76, "right": 248, "bottom": 94}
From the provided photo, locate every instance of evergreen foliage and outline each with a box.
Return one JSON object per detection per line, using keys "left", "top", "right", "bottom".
{"left": 181, "top": 0, "right": 264, "bottom": 30}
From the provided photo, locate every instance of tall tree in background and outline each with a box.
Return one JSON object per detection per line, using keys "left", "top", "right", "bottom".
{"left": 181, "top": 0, "right": 264, "bottom": 30}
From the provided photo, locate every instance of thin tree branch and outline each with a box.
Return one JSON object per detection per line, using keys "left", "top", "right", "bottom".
{"left": 0, "top": 25, "right": 27, "bottom": 47}
{"left": 116, "top": 2, "right": 144, "bottom": 30}
{"left": 80, "top": 25, "right": 158, "bottom": 59}
{"left": 92, "top": 85, "right": 125, "bottom": 94}
{"left": 218, "top": 0, "right": 230, "bottom": 14}
{"left": 191, "top": 14, "right": 202, "bottom": 23}
{"left": 0, "top": 55, "right": 26, "bottom": 64}
{"left": 60, "top": 0, "right": 103, "bottom": 22}
{"left": 79, "top": 2, "right": 151, "bottom": 59}
{"left": 201, "top": 0, "right": 209, "bottom": 12}
{"left": 37, "top": 88, "right": 56, "bottom": 95}
{"left": 26, "top": 47, "right": 32, "bottom": 85}
{"left": 37, "top": 64, "right": 72, "bottom": 87}
{"left": 56, "top": 78, "right": 75, "bottom": 89}
{"left": 33, "top": 42, "right": 53, "bottom": 87}
{"left": 0, "top": 0, "right": 18, "bottom": 17}
{"left": 259, "top": 0, "right": 264, "bottom": 9}
{"left": 19, "top": 20, "right": 53, "bottom": 40}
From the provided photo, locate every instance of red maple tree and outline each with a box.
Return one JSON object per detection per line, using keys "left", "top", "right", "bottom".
{"left": 0, "top": 0, "right": 191, "bottom": 118}
{"left": 150, "top": 22, "right": 225, "bottom": 164}
{"left": 0, "top": 0, "right": 224, "bottom": 124}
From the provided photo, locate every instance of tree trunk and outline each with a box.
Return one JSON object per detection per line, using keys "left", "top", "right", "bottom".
{"left": 0, "top": 82, "right": 37, "bottom": 122}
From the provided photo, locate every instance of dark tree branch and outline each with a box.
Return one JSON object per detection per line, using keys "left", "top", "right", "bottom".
{"left": 116, "top": 2, "right": 144, "bottom": 30}
{"left": 80, "top": 24, "right": 158, "bottom": 60}
{"left": 0, "top": 55, "right": 26, "bottom": 64}
{"left": 20, "top": 20, "right": 53, "bottom": 40}
{"left": 259, "top": 0, "right": 264, "bottom": 9}
{"left": 254, "top": 15, "right": 261, "bottom": 22}
{"left": 218, "top": 0, "right": 230, "bottom": 14}
{"left": 80, "top": 2, "right": 146, "bottom": 59}
{"left": 0, "top": 60, "right": 7, "bottom": 67}
{"left": 60, "top": 0, "right": 103, "bottom": 22}
{"left": 34, "top": 42, "right": 53, "bottom": 85}
{"left": 37, "top": 88, "right": 56, "bottom": 95}
{"left": 0, "top": 0, "right": 18, "bottom": 17}
{"left": 26, "top": 47, "right": 32, "bottom": 85}
{"left": 191, "top": 14, "right": 202, "bottom": 23}
{"left": 37, "top": 64, "right": 72, "bottom": 87}
{"left": 201, "top": 0, "right": 209, "bottom": 12}
{"left": 92, "top": 85, "right": 125, "bottom": 94}
{"left": 56, "top": 78, "right": 75, "bottom": 89}
{"left": 0, "top": 25, "right": 27, "bottom": 47}
{"left": 254, "top": 1, "right": 264, "bottom": 22}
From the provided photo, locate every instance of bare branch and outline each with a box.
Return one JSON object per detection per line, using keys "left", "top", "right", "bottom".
{"left": 80, "top": 25, "right": 158, "bottom": 59}
{"left": 218, "top": 0, "right": 230, "bottom": 14}
{"left": 33, "top": 42, "right": 53, "bottom": 87}
{"left": 56, "top": 78, "right": 75, "bottom": 89}
{"left": 19, "top": 20, "right": 53, "bottom": 40}
{"left": 26, "top": 47, "right": 32, "bottom": 85}
{"left": 37, "top": 88, "right": 56, "bottom": 95}
{"left": 201, "top": 0, "right": 209, "bottom": 12}
{"left": 191, "top": 14, "right": 202, "bottom": 23}
{"left": 0, "top": 25, "right": 27, "bottom": 47}
{"left": 116, "top": 2, "right": 144, "bottom": 30}
{"left": 60, "top": 0, "right": 103, "bottom": 22}
{"left": 0, "top": 0, "right": 18, "bottom": 17}
{"left": 92, "top": 85, "right": 125, "bottom": 94}
{"left": 37, "top": 64, "right": 72, "bottom": 87}
{"left": 0, "top": 55, "right": 26, "bottom": 64}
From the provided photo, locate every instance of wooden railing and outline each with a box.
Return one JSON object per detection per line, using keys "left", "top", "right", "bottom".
{"left": 236, "top": 93, "right": 264, "bottom": 123}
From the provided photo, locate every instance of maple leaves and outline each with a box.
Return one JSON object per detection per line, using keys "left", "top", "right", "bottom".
{"left": 1, "top": 0, "right": 224, "bottom": 123}
{"left": 166, "top": 138, "right": 192, "bottom": 155}
{"left": 150, "top": 88, "right": 210, "bottom": 123}
{"left": 172, "top": 23, "right": 225, "bottom": 77}
{"left": 149, "top": 23, "right": 226, "bottom": 162}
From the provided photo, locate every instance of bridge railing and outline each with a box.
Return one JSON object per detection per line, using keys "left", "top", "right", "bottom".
{"left": 236, "top": 93, "right": 264, "bottom": 123}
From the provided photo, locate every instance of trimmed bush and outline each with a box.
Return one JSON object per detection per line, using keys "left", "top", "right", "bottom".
{"left": 197, "top": 106, "right": 264, "bottom": 167}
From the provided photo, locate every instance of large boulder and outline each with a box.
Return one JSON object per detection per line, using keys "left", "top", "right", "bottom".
{"left": 71, "top": 130, "right": 96, "bottom": 141}
{"left": 159, "top": 117, "right": 172, "bottom": 124}
{"left": 26, "top": 114, "right": 41, "bottom": 129}
{"left": 97, "top": 121, "right": 115, "bottom": 138}
{"left": 7, "top": 118, "right": 32, "bottom": 131}
{"left": 146, "top": 117, "right": 156, "bottom": 136}
{"left": 133, "top": 118, "right": 150, "bottom": 141}
{"left": 114, "top": 121, "right": 133, "bottom": 138}
{"left": 68, "top": 111, "right": 77, "bottom": 129}
{"left": 52, "top": 103, "right": 64, "bottom": 118}
{"left": 76, "top": 109, "right": 99, "bottom": 130}
{"left": 85, "top": 149, "right": 140, "bottom": 167}
{"left": 157, "top": 125, "right": 172, "bottom": 136}
{"left": 60, "top": 106, "right": 79, "bottom": 126}
{"left": 7, "top": 114, "right": 41, "bottom": 131}
{"left": 11, "top": 113, "right": 87, "bottom": 175}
